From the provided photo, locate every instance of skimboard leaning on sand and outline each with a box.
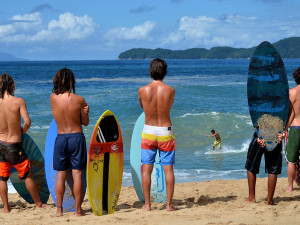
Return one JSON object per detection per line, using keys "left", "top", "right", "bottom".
{"left": 247, "top": 41, "right": 289, "bottom": 150}
{"left": 45, "top": 119, "right": 87, "bottom": 212}
{"left": 87, "top": 110, "right": 123, "bottom": 216}
{"left": 10, "top": 133, "right": 49, "bottom": 204}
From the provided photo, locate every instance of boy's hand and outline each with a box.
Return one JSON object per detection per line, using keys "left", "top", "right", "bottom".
{"left": 257, "top": 138, "right": 265, "bottom": 148}
{"left": 83, "top": 102, "right": 89, "bottom": 114}
{"left": 277, "top": 133, "right": 285, "bottom": 143}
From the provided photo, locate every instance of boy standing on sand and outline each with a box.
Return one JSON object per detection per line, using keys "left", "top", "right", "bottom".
{"left": 285, "top": 67, "right": 300, "bottom": 193}
{"left": 245, "top": 133, "right": 282, "bottom": 205}
{"left": 0, "top": 73, "right": 47, "bottom": 212}
{"left": 138, "top": 58, "right": 176, "bottom": 211}
{"left": 50, "top": 68, "right": 89, "bottom": 217}
{"left": 205, "top": 130, "right": 222, "bottom": 151}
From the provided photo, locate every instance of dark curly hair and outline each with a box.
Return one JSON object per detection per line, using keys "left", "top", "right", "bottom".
{"left": 52, "top": 68, "right": 75, "bottom": 95}
{"left": 0, "top": 73, "right": 15, "bottom": 99}
{"left": 149, "top": 58, "right": 167, "bottom": 81}
{"left": 293, "top": 67, "right": 300, "bottom": 85}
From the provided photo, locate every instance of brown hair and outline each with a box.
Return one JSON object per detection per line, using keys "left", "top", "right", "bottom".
{"left": 52, "top": 68, "right": 75, "bottom": 94}
{"left": 0, "top": 73, "right": 15, "bottom": 99}
{"left": 149, "top": 58, "right": 167, "bottom": 80}
{"left": 293, "top": 67, "right": 300, "bottom": 85}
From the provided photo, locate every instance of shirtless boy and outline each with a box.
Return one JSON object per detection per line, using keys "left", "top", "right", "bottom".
{"left": 138, "top": 58, "right": 176, "bottom": 211}
{"left": 285, "top": 67, "right": 300, "bottom": 192}
{"left": 0, "top": 73, "right": 47, "bottom": 212}
{"left": 205, "top": 130, "right": 222, "bottom": 151}
{"left": 50, "top": 68, "right": 89, "bottom": 216}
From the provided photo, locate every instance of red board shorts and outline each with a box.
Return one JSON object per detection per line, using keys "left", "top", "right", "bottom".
{"left": 0, "top": 140, "right": 30, "bottom": 181}
{"left": 141, "top": 125, "right": 175, "bottom": 166}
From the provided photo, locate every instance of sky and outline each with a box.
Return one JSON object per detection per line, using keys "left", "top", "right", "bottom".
{"left": 0, "top": 0, "right": 299, "bottom": 60}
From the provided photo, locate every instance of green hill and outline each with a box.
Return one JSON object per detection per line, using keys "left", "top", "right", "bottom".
{"left": 118, "top": 37, "right": 300, "bottom": 59}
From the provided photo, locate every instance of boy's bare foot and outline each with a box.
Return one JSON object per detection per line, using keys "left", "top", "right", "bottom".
{"left": 4, "top": 207, "right": 11, "bottom": 213}
{"left": 286, "top": 186, "right": 293, "bottom": 193}
{"left": 166, "top": 206, "right": 177, "bottom": 211}
{"left": 245, "top": 197, "right": 256, "bottom": 203}
{"left": 74, "top": 211, "right": 85, "bottom": 217}
{"left": 36, "top": 203, "right": 52, "bottom": 209}
{"left": 144, "top": 205, "right": 151, "bottom": 211}
{"left": 267, "top": 200, "right": 275, "bottom": 205}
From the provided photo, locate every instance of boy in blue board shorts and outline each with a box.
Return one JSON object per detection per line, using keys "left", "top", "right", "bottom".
{"left": 50, "top": 68, "right": 89, "bottom": 217}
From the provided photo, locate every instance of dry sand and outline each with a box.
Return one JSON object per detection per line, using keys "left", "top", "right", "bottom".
{"left": 0, "top": 177, "right": 299, "bottom": 225}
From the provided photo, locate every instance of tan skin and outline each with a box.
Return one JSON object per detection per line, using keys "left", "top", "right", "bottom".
{"left": 138, "top": 79, "right": 175, "bottom": 211}
{"left": 0, "top": 91, "right": 48, "bottom": 213}
{"left": 50, "top": 92, "right": 89, "bottom": 217}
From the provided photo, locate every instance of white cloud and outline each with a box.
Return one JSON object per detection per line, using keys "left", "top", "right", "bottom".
{"left": 103, "top": 21, "right": 157, "bottom": 44}
{"left": 0, "top": 12, "right": 96, "bottom": 43}
{"left": 160, "top": 14, "right": 300, "bottom": 49}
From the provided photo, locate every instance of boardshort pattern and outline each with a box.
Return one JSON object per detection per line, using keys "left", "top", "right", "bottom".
{"left": 213, "top": 139, "right": 222, "bottom": 148}
{"left": 141, "top": 125, "right": 175, "bottom": 165}
{"left": 0, "top": 141, "right": 30, "bottom": 181}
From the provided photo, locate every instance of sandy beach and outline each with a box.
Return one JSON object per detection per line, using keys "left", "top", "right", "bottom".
{"left": 0, "top": 177, "right": 299, "bottom": 224}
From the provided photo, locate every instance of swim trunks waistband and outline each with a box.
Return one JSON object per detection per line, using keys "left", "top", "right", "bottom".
{"left": 143, "top": 124, "right": 173, "bottom": 132}
{"left": 290, "top": 126, "right": 300, "bottom": 130}
{"left": 57, "top": 133, "right": 84, "bottom": 137}
{"left": 0, "top": 139, "right": 21, "bottom": 145}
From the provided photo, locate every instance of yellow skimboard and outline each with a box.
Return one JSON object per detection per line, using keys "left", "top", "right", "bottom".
{"left": 87, "top": 110, "right": 123, "bottom": 216}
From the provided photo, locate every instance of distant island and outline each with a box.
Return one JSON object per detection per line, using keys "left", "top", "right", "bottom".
{"left": 118, "top": 37, "right": 300, "bottom": 60}
{"left": 0, "top": 52, "right": 27, "bottom": 61}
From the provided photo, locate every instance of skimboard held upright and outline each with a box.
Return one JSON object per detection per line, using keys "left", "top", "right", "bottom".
{"left": 247, "top": 41, "right": 289, "bottom": 150}
{"left": 45, "top": 119, "right": 87, "bottom": 212}
{"left": 130, "top": 112, "right": 167, "bottom": 203}
{"left": 10, "top": 133, "right": 50, "bottom": 204}
{"left": 87, "top": 110, "right": 123, "bottom": 216}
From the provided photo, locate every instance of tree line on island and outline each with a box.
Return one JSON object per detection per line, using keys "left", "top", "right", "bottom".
{"left": 118, "top": 37, "right": 300, "bottom": 60}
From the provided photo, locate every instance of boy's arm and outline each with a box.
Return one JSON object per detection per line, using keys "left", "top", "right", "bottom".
{"left": 19, "top": 99, "right": 31, "bottom": 134}
{"left": 80, "top": 98, "right": 89, "bottom": 126}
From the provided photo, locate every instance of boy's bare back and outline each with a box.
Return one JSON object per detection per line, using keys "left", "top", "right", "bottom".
{"left": 50, "top": 93, "right": 88, "bottom": 134}
{"left": 289, "top": 85, "right": 300, "bottom": 127}
{"left": 138, "top": 80, "right": 175, "bottom": 127}
{"left": 0, "top": 95, "right": 30, "bottom": 142}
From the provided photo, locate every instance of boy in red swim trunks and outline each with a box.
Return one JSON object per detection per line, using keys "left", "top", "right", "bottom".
{"left": 0, "top": 73, "right": 47, "bottom": 213}
{"left": 138, "top": 58, "right": 176, "bottom": 211}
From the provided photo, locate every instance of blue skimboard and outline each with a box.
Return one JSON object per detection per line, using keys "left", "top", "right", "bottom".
{"left": 45, "top": 119, "right": 87, "bottom": 212}
{"left": 10, "top": 134, "right": 50, "bottom": 204}
{"left": 247, "top": 41, "right": 289, "bottom": 150}
{"left": 130, "top": 112, "right": 167, "bottom": 203}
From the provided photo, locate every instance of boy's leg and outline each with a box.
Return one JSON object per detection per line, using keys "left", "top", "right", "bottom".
{"left": 56, "top": 170, "right": 67, "bottom": 216}
{"left": 246, "top": 170, "right": 256, "bottom": 202}
{"left": 24, "top": 173, "right": 43, "bottom": 207}
{"left": 267, "top": 174, "right": 277, "bottom": 205}
{"left": 142, "top": 164, "right": 154, "bottom": 211}
{"left": 72, "top": 169, "right": 84, "bottom": 216}
{"left": 287, "top": 162, "right": 296, "bottom": 192}
{"left": 163, "top": 165, "right": 175, "bottom": 211}
{"left": 0, "top": 180, "right": 10, "bottom": 212}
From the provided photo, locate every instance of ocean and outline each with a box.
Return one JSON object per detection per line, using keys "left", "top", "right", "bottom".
{"left": 1, "top": 59, "right": 299, "bottom": 193}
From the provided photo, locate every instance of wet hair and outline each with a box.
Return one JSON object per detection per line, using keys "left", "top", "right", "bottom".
{"left": 149, "top": 58, "right": 167, "bottom": 81}
{"left": 52, "top": 68, "right": 75, "bottom": 95}
{"left": 0, "top": 73, "right": 15, "bottom": 99}
{"left": 293, "top": 67, "right": 300, "bottom": 85}
{"left": 211, "top": 130, "right": 215, "bottom": 133}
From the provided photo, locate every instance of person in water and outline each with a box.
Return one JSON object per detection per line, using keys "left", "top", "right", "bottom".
{"left": 0, "top": 73, "right": 48, "bottom": 213}
{"left": 205, "top": 130, "right": 222, "bottom": 151}
{"left": 50, "top": 68, "right": 89, "bottom": 217}
{"left": 138, "top": 58, "right": 176, "bottom": 211}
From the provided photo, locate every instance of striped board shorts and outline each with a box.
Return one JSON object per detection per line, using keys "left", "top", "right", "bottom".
{"left": 141, "top": 125, "right": 175, "bottom": 165}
